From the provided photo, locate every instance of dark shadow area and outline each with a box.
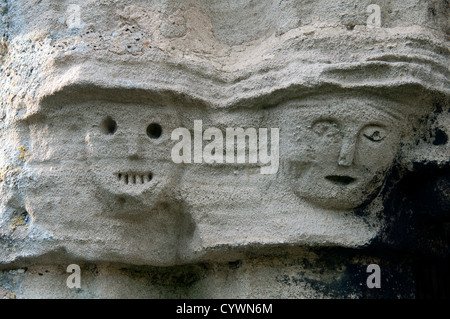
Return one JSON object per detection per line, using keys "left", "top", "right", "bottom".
{"left": 374, "top": 161, "right": 450, "bottom": 298}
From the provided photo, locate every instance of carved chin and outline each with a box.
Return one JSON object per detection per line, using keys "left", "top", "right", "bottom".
{"left": 88, "top": 170, "right": 168, "bottom": 216}
{"left": 294, "top": 172, "right": 386, "bottom": 211}
{"left": 93, "top": 186, "right": 167, "bottom": 217}
{"left": 296, "top": 189, "right": 379, "bottom": 211}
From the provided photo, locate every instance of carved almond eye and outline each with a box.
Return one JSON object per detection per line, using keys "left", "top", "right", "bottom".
{"left": 311, "top": 120, "right": 340, "bottom": 137}
{"left": 362, "top": 125, "right": 386, "bottom": 142}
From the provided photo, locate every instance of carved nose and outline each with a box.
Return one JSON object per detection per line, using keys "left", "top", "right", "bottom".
{"left": 338, "top": 137, "right": 357, "bottom": 167}
{"left": 127, "top": 139, "right": 141, "bottom": 160}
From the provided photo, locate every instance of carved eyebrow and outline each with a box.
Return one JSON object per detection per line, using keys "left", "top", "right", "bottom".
{"left": 361, "top": 122, "right": 388, "bottom": 129}
{"left": 365, "top": 103, "right": 403, "bottom": 122}
{"left": 312, "top": 117, "right": 339, "bottom": 122}
{"left": 310, "top": 118, "right": 340, "bottom": 127}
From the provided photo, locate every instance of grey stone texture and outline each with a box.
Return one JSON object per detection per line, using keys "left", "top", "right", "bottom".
{"left": 0, "top": 0, "right": 448, "bottom": 298}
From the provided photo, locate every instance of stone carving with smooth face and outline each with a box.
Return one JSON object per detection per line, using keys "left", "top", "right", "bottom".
{"left": 84, "top": 101, "right": 183, "bottom": 217}
{"left": 0, "top": 0, "right": 447, "bottom": 284}
{"left": 20, "top": 97, "right": 197, "bottom": 265}
{"left": 286, "top": 93, "right": 413, "bottom": 211}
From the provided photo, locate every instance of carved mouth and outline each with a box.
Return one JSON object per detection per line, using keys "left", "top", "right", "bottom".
{"left": 116, "top": 172, "right": 153, "bottom": 185}
{"left": 325, "top": 175, "right": 356, "bottom": 186}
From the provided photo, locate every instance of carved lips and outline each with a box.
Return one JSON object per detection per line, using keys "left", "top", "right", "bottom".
{"left": 325, "top": 175, "right": 357, "bottom": 186}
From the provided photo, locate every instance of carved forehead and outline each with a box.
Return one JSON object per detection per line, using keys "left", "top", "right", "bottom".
{"left": 34, "top": 101, "right": 179, "bottom": 126}
{"left": 281, "top": 92, "right": 411, "bottom": 122}
{"left": 32, "top": 85, "right": 207, "bottom": 120}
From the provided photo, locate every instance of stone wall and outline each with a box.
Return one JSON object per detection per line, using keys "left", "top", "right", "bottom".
{"left": 0, "top": 0, "right": 448, "bottom": 299}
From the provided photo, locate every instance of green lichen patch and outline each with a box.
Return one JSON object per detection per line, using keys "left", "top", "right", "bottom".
{"left": 18, "top": 145, "right": 30, "bottom": 162}
{"left": 0, "top": 165, "right": 19, "bottom": 183}
{"left": 9, "top": 214, "right": 28, "bottom": 232}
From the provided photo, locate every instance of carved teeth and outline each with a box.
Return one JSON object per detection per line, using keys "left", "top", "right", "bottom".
{"left": 117, "top": 172, "right": 153, "bottom": 185}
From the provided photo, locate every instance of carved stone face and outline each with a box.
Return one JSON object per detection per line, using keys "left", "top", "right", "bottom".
{"left": 286, "top": 94, "right": 403, "bottom": 210}
{"left": 19, "top": 99, "right": 194, "bottom": 264}
{"left": 84, "top": 102, "right": 182, "bottom": 216}
{"left": 27, "top": 100, "right": 182, "bottom": 218}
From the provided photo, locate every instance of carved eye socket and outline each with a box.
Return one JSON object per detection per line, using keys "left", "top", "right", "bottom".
{"left": 101, "top": 116, "right": 117, "bottom": 135}
{"left": 311, "top": 120, "right": 340, "bottom": 137}
{"left": 362, "top": 126, "right": 386, "bottom": 142}
{"left": 147, "top": 123, "right": 162, "bottom": 139}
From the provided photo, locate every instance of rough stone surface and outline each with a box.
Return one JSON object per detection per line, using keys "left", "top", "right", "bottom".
{"left": 0, "top": 0, "right": 449, "bottom": 298}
